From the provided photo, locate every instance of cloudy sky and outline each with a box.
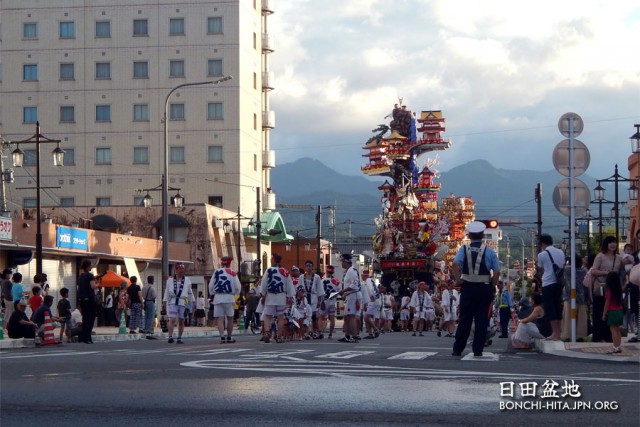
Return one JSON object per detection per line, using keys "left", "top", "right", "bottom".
{"left": 268, "top": 0, "right": 640, "bottom": 182}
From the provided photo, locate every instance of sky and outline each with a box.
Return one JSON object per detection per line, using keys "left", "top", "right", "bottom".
{"left": 268, "top": 0, "right": 640, "bottom": 182}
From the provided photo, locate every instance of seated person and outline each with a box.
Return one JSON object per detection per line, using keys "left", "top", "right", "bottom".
{"left": 69, "top": 308, "right": 83, "bottom": 339}
{"left": 32, "top": 295, "right": 60, "bottom": 336}
{"left": 7, "top": 300, "right": 37, "bottom": 339}
{"left": 511, "top": 293, "right": 546, "bottom": 349}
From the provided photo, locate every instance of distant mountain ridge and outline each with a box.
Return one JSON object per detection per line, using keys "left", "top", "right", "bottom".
{"left": 271, "top": 157, "right": 600, "bottom": 239}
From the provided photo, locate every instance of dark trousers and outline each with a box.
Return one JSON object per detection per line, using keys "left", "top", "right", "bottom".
{"left": 499, "top": 307, "right": 511, "bottom": 337}
{"left": 79, "top": 298, "right": 96, "bottom": 343}
{"left": 592, "top": 295, "right": 612, "bottom": 342}
{"left": 453, "top": 283, "right": 494, "bottom": 355}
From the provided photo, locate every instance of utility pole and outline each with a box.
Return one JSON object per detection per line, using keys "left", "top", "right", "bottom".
{"left": 316, "top": 205, "right": 322, "bottom": 275}
{"left": 535, "top": 183, "right": 542, "bottom": 263}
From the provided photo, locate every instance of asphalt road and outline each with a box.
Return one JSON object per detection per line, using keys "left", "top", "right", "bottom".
{"left": 1, "top": 332, "right": 638, "bottom": 426}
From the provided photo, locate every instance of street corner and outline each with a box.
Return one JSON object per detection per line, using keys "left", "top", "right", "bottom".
{"left": 536, "top": 339, "right": 640, "bottom": 363}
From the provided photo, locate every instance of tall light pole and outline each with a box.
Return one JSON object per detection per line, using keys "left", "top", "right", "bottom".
{"left": 162, "top": 76, "right": 232, "bottom": 285}
{"left": 11, "top": 122, "right": 65, "bottom": 275}
{"left": 594, "top": 164, "right": 637, "bottom": 245}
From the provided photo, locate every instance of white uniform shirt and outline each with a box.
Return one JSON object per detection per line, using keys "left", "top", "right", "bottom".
{"left": 409, "top": 290, "right": 434, "bottom": 313}
{"left": 302, "top": 273, "right": 324, "bottom": 308}
{"left": 322, "top": 276, "right": 341, "bottom": 307}
{"left": 163, "top": 276, "right": 195, "bottom": 308}
{"left": 208, "top": 267, "right": 241, "bottom": 304}
{"left": 260, "top": 266, "right": 295, "bottom": 306}
{"left": 342, "top": 266, "right": 361, "bottom": 301}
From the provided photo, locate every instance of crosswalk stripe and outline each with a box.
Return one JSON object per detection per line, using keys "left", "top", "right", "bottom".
{"left": 461, "top": 352, "right": 499, "bottom": 361}
{"left": 315, "top": 351, "right": 375, "bottom": 359}
{"left": 388, "top": 351, "right": 437, "bottom": 360}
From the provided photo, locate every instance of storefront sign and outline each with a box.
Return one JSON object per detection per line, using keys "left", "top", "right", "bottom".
{"left": 0, "top": 217, "right": 12, "bottom": 241}
{"left": 57, "top": 226, "right": 88, "bottom": 250}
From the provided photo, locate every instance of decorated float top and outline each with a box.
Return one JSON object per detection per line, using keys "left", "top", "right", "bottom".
{"left": 363, "top": 102, "right": 474, "bottom": 271}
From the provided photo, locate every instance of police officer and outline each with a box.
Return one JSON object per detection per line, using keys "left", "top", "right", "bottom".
{"left": 495, "top": 281, "right": 513, "bottom": 338}
{"left": 451, "top": 221, "right": 500, "bottom": 357}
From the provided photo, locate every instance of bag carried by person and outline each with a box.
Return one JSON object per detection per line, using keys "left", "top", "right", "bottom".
{"left": 582, "top": 272, "right": 595, "bottom": 302}
{"left": 545, "top": 250, "right": 566, "bottom": 287}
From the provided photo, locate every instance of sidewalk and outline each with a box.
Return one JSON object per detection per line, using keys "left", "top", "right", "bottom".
{"left": 535, "top": 338, "right": 640, "bottom": 363}
{"left": 0, "top": 325, "right": 224, "bottom": 350}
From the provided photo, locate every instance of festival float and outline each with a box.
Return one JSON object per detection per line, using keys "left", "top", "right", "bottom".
{"left": 363, "top": 104, "right": 475, "bottom": 289}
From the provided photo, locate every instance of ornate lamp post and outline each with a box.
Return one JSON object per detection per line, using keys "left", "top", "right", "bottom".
{"left": 11, "top": 122, "right": 65, "bottom": 275}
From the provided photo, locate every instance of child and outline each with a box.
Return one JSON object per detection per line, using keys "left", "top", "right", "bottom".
{"left": 29, "top": 286, "right": 44, "bottom": 316}
{"left": 399, "top": 293, "right": 410, "bottom": 332}
{"left": 57, "top": 288, "right": 72, "bottom": 343}
{"left": 602, "top": 271, "right": 624, "bottom": 354}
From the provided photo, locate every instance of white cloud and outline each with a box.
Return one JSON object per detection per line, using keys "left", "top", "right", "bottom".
{"left": 268, "top": 0, "right": 640, "bottom": 179}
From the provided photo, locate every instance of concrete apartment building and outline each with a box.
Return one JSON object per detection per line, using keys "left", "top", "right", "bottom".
{"left": 0, "top": 1, "right": 282, "bottom": 292}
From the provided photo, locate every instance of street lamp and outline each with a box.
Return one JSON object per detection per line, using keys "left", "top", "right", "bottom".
{"left": 594, "top": 164, "right": 638, "bottom": 244}
{"left": 138, "top": 185, "right": 183, "bottom": 209}
{"left": 629, "top": 124, "right": 640, "bottom": 154}
{"left": 162, "top": 76, "right": 232, "bottom": 283}
{"left": 11, "top": 122, "right": 64, "bottom": 275}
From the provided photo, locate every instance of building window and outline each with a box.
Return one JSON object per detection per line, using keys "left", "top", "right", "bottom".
{"left": 95, "top": 21, "right": 111, "bottom": 38}
{"left": 133, "top": 146, "right": 149, "bottom": 164}
{"left": 95, "top": 62, "right": 111, "bottom": 79}
{"left": 133, "top": 104, "right": 149, "bottom": 121}
{"left": 169, "top": 60, "right": 185, "bottom": 78}
{"left": 23, "top": 149, "right": 36, "bottom": 166}
{"left": 207, "top": 146, "right": 223, "bottom": 163}
{"left": 208, "top": 196, "right": 223, "bottom": 208}
{"left": 253, "top": 113, "right": 257, "bottom": 130}
{"left": 170, "top": 146, "right": 185, "bottom": 163}
{"left": 133, "top": 196, "right": 145, "bottom": 206}
{"left": 96, "top": 105, "right": 111, "bottom": 122}
{"left": 63, "top": 148, "right": 75, "bottom": 165}
{"left": 96, "top": 147, "right": 111, "bottom": 165}
{"left": 207, "top": 17, "right": 223, "bottom": 34}
{"left": 133, "top": 61, "right": 149, "bottom": 78}
{"left": 169, "top": 103, "right": 184, "bottom": 120}
{"left": 96, "top": 197, "right": 111, "bottom": 206}
{"left": 60, "top": 197, "right": 75, "bottom": 207}
{"left": 60, "top": 21, "right": 75, "bottom": 39}
{"left": 254, "top": 154, "right": 257, "bottom": 171}
{"left": 169, "top": 18, "right": 185, "bottom": 35}
{"left": 24, "top": 198, "right": 37, "bottom": 209}
{"left": 23, "top": 23, "right": 37, "bottom": 39}
{"left": 60, "top": 63, "right": 75, "bottom": 80}
{"left": 60, "top": 106, "right": 75, "bottom": 123}
{"left": 23, "top": 107, "right": 37, "bottom": 124}
{"left": 207, "top": 59, "right": 223, "bottom": 77}
{"left": 133, "top": 19, "right": 148, "bottom": 36}
{"left": 23, "top": 64, "right": 37, "bottom": 81}
{"left": 207, "top": 102, "right": 223, "bottom": 120}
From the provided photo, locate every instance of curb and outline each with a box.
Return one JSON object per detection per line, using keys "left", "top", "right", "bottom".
{"left": 535, "top": 339, "right": 640, "bottom": 364}
{"left": 0, "top": 329, "right": 223, "bottom": 349}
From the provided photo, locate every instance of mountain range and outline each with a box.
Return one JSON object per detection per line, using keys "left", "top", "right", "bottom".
{"left": 271, "top": 157, "right": 606, "bottom": 241}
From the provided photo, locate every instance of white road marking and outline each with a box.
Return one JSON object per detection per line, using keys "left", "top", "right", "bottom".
{"left": 388, "top": 352, "right": 437, "bottom": 360}
{"left": 180, "top": 358, "right": 640, "bottom": 383}
{"left": 315, "top": 351, "right": 375, "bottom": 359}
{"left": 461, "top": 352, "right": 499, "bottom": 361}
{"left": 240, "top": 349, "right": 314, "bottom": 359}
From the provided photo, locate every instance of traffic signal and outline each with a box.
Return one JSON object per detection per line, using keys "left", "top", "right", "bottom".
{"left": 482, "top": 219, "right": 499, "bottom": 229}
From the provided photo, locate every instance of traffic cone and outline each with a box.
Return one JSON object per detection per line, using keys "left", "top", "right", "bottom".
{"left": 119, "top": 310, "right": 127, "bottom": 334}
{"left": 42, "top": 312, "right": 58, "bottom": 346}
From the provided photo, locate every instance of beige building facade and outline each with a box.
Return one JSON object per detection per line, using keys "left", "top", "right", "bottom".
{"left": 0, "top": 0, "right": 277, "bottom": 227}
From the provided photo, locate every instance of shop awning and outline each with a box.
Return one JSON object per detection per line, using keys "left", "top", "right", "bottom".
{"left": 99, "top": 270, "right": 130, "bottom": 287}
{"left": 243, "top": 211, "right": 292, "bottom": 242}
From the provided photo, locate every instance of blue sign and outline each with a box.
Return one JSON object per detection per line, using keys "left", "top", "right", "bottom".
{"left": 57, "top": 226, "right": 88, "bottom": 250}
